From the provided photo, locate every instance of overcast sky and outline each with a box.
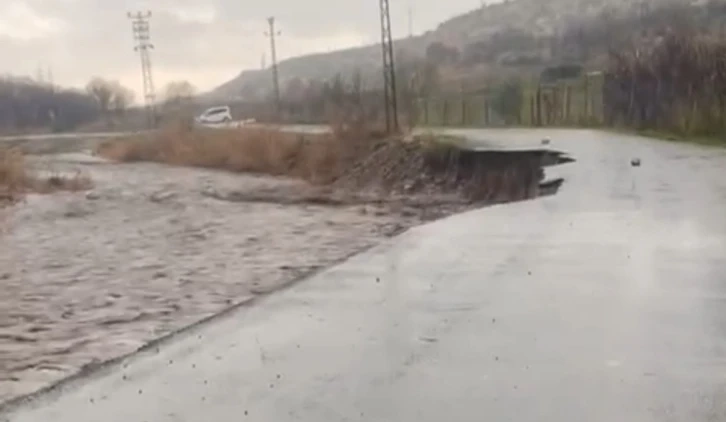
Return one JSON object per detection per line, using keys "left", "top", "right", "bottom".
{"left": 0, "top": 0, "right": 491, "bottom": 99}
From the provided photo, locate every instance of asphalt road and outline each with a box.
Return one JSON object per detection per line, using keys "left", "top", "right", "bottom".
{"left": 0, "top": 131, "right": 128, "bottom": 143}
{"left": 4, "top": 129, "right": 726, "bottom": 421}
{"left": 0, "top": 123, "right": 329, "bottom": 144}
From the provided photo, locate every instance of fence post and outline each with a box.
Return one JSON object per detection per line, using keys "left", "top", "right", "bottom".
{"left": 584, "top": 73, "right": 590, "bottom": 124}
{"left": 565, "top": 85, "right": 571, "bottom": 125}
{"left": 424, "top": 98, "right": 429, "bottom": 125}
{"left": 443, "top": 99, "right": 449, "bottom": 126}
{"left": 484, "top": 98, "right": 490, "bottom": 126}
{"left": 461, "top": 96, "right": 467, "bottom": 126}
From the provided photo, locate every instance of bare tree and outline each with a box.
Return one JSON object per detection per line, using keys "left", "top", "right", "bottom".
{"left": 283, "top": 77, "right": 306, "bottom": 102}
{"left": 351, "top": 70, "right": 363, "bottom": 105}
{"left": 0, "top": 76, "right": 99, "bottom": 133}
{"left": 110, "top": 82, "right": 135, "bottom": 116}
{"left": 160, "top": 81, "right": 197, "bottom": 124}
{"left": 86, "top": 78, "right": 135, "bottom": 125}
{"left": 415, "top": 62, "right": 441, "bottom": 98}
{"left": 162, "top": 80, "right": 196, "bottom": 106}
{"left": 86, "top": 77, "right": 115, "bottom": 115}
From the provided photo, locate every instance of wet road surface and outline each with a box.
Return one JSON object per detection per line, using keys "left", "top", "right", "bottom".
{"left": 0, "top": 123, "right": 328, "bottom": 144}
{"left": 0, "top": 132, "right": 127, "bottom": 143}
{"left": 5, "top": 129, "right": 726, "bottom": 421}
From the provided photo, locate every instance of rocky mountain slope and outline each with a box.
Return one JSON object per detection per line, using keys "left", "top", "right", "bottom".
{"left": 206, "top": 0, "right": 698, "bottom": 101}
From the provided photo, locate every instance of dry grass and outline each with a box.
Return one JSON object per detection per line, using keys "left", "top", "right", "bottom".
{"left": 93, "top": 119, "right": 551, "bottom": 204}
{"left": 0, "top": 147, "right": 93, "bottom": 206}
{"left": 0, "top": 148, "right": 27, "bottom": 203}
{"left": 96, "top": 120, "right": 386, "bottom": 185}
{"left": 93, "top": 120, "right": 543, "bottom": 203}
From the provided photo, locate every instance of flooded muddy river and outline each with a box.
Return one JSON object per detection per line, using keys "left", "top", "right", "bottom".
{"left": 0, "top": 154, "right": 432, "bottom": 402}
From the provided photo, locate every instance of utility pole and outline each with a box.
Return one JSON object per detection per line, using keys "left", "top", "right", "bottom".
{"left": 47, "top": 66, "right": 54, "bottom": 92}
{"left": 379, "top": 0, "right": 398, "bottom": 133}
{"left": 408, "top": 6, "right": 413, "bottom": 39}
{"left": 128, "top": 11, "right": 157, "bottom": 128}
{"left": 265, "top": 17, "right": 282, "bottom": 121}
{"left": 36, "top": 64, "right": 44, "bottom": 84}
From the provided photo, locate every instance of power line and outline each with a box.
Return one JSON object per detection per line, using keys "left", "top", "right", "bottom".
{"left": 265, "top": 17, "right": 282, "bottom": 121}
{"left": 379, "top": 0, "right": 398, "bottom": 133}
{"left": 128, "top": 11, "right": 157, "bottom": 128}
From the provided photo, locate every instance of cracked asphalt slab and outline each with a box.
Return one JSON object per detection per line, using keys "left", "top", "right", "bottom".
{"left": 4, "top": 129, "right": 726, "bottom": 421}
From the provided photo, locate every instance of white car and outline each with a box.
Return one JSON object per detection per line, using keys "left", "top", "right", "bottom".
{"left": 195, "top": 106, "right": 232, "bottom": 125}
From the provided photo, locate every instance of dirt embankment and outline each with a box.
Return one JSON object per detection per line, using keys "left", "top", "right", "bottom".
{"left": 332, "top": 137, "right": 555, "bottom": 202}
{"left": 95, "top": 124, "right": 569, "bottom": 208}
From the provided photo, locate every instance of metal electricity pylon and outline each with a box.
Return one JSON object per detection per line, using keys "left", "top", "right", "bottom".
{"left": 265, "top": 17, "right": 282, "bottom": 120}
{"left": 128, "top": 11, "right": 157, "bottom": 128}
{"left": 408, "top": 5, "right": 413, "bottom": 39}
{"left": 379, "top": 0, "right": 398, "bottom": 133}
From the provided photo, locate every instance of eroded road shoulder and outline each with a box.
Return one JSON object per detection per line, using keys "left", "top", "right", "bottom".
{"left": 0, "top": 136, "right": 572, "bottom": 411}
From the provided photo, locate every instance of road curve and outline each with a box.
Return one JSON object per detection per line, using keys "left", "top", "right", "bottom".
{"left": 4, "top": 129, "right": 726, "bottom": 421}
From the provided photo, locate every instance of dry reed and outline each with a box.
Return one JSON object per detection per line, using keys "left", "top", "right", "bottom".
{"left": 96, "top": 119, "right": 386, "bottom": 185}
{"left": 0, "top": 147, "right": 93, "bottom": 206}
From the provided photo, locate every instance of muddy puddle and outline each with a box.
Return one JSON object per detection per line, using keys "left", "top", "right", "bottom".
{"left": 0, "top": 136, "right": 572, "bottom": 406}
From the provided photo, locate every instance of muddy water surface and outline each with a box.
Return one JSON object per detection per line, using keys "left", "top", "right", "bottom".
{"left": 0, "top": 154, "right": 427, "bottom": 403}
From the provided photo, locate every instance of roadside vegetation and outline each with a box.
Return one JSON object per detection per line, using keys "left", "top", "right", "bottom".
{"left": 606, "top": 32, "right": 726, "bottom": 142}
{"left": 0, "top": 147, "right": 93, "bottom": 206}
{"left": 95, "top": 114, "right": 547, "bottom": 203}
{"left": 95, "top": 118, "right": 379, "bottom": 185}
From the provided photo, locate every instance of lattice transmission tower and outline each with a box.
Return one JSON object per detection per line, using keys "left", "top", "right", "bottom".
{"left": 265, "top": 17, "right": 282, "bottom": 121}
{"left": 128, "top": 11, "right": 157, "bottom": 128}
{"left": 379, "top": 0, "right": 398, "bottom": 133}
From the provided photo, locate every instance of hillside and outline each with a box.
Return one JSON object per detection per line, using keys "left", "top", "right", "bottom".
{"left": 206, "top": 0, "right": 701, "bottom": 101}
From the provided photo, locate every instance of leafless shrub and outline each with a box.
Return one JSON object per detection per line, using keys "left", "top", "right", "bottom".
{"left": 0, "top": 148, "right": 27, "bottom": 204}
{"left": 606, "top": 30, "right": 726, "bottom": 139}
{"left": 0, "top": 147, "right": 93, "bottom": 207}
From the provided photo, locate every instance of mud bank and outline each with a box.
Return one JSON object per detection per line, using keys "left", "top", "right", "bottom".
{"left": 332, "top": 138, "right": 572, "bottom": 204}
{"left": 0, "top": 136, "right": 573, "bottom": 408}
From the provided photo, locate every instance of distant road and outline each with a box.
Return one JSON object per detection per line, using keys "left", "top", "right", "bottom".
{"left": 1, "top": 124, "right": 555, "bottom": 155}
{"left": 0, "top": 131, "right": 129, "bottom": 143}
{"left": 0, "top": 122, "right": 331, "bottom": 144}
